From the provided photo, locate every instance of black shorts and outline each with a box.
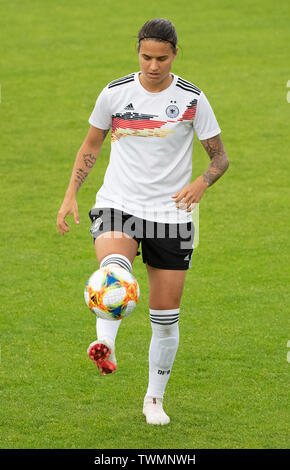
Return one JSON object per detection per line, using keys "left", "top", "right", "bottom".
{"left": 89, "top": 208, "right": 195, "bottom": 270}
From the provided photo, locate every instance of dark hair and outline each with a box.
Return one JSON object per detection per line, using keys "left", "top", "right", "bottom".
{"left": 138, "top": 18, "right": 178, "bottom": 53}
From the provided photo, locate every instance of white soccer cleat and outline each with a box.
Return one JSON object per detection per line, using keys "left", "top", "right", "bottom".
{"left": 87, "top": 337, "right": 117, "bottom": 375}
{"left": 143, "top": 396, "right": 170, "bottom": 425}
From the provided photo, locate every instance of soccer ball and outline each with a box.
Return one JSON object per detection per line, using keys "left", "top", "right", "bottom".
{"left": 84, "top": 266, "right": 140, "bottom": 321}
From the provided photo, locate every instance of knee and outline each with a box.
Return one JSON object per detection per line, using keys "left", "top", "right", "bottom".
{"left": 149, "top": 298, "right": 181, "bottom": 310}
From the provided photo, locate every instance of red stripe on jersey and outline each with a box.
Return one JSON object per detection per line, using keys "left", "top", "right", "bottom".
{"left": 112, "top": 117, "right": 167, "bottom": 132}
{"left": 177, "top": 103, "right": 197, "bottom": 121}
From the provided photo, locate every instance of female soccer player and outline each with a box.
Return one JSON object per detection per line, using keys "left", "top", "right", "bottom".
{"left": 57, "top": 18, "right": 229, "bottom": 425}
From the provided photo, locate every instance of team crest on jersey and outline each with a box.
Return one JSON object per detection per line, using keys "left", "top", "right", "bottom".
{"left": 166, "top": 104, "right": 179, "bottom": 118}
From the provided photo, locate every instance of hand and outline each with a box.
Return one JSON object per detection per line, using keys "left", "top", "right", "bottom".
{"left": 171, "top": 176, "right": 209, "bottom": 212}
{"left": 57, "top": 197, "right": 80, "bottom": 235}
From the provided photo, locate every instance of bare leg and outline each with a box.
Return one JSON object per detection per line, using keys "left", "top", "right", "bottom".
{"left": 94, "top": 231, "right": 139, "bottom": 265}
{"left": 146, "top": 265, "right": 187, "bottom": 310}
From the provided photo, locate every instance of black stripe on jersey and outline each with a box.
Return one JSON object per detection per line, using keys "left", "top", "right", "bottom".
{"left": 176, "top": 83, "right": 201, "bottom": 96}
{"left": 108, "top": 78, "right": 135, "bottom": 89}
{"left": 108, "top": 74, "right": 135, "bottom": 88}
{"left": 177, "top": 80, "right": 201, "bottom": 94}
{"left": 109, "top": 73, "right": 134, "bottom": 85}
{"left": 177, "top": 78, "right": 201, "bottom": 93}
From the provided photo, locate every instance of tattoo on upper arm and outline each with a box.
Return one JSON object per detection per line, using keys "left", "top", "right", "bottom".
{"left": 201, "top": 135, "right": 229, "bottom": 186}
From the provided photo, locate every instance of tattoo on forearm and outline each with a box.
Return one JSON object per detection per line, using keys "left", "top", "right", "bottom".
{"left": 202, "top": 136, "right": 229, "bottom": 186}
{"left": 83, "top": 153, "right": 97, "bottom": 169}
{"left": 75, "top": 168, "right": 89, "bottom": 191}
{"left": 73, "top": 129, "right": 109, "bottom": 191}
{"left": 82, "top": 130, "right": 109, "bottom": 168}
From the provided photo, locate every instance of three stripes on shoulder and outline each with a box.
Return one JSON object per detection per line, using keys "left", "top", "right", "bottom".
{"left": 108, "top": 74, "right": 135, "bottom": 89}
{"left": 176, "top": 78, "right": 201, "bottom": 96}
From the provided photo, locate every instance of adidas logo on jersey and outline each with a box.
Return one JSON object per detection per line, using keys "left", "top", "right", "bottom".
{"left": 124, "top": 103, "right": 134, "bottom": 110}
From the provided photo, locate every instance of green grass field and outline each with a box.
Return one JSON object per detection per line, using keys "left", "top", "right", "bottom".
{"left": 0, "top": 0, "right": 289, "bottom": 449}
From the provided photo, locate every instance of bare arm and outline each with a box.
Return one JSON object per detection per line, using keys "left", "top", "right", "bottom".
{"left": 172, "top": 134, "right": 229, "bottom": 211}
{"left": 57, "top": 126, "right": 109, "bottom": 235}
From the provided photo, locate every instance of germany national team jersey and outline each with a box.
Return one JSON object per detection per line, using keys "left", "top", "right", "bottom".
{"left": 89, "top": 72, "right": 221, "bottom": 223}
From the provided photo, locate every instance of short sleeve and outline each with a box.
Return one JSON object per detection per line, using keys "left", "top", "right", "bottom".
{"left": 88, "top": 87, "right": 112, "bottom": 130}
{"left": 193, "top": 92, "right": 221, "bottom": 140}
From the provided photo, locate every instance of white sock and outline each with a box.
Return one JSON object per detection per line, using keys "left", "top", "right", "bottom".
{"left": 146, "top": 309, "right": 180, "bottom": 399}
{"left": 96, "top": 253, "right": 132, "bottom": 342}
{"left": 96, "top": 317, "right": 121, "bottom": 343}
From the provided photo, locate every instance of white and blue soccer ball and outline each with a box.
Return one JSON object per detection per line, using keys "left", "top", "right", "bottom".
{"left": 84, "top": 266, "right": 140, "bottom": 321}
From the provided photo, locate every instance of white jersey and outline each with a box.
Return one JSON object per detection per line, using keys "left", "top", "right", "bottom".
{"left": 88, "top": 72, "right": 221, "bottom": 223}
